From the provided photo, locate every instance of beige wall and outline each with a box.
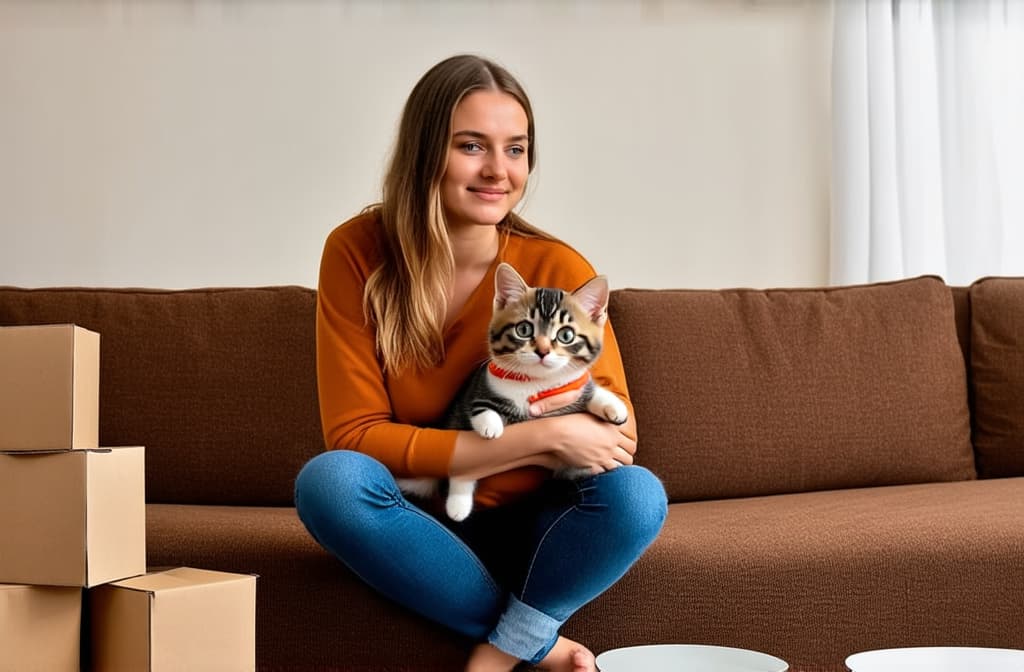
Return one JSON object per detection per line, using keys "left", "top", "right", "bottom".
{"left": 0, "top": 0, "right": 831, "bottom": 290}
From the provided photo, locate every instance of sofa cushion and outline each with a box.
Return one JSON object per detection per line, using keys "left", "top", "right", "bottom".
{"left": 0, "top": 286, "right": 322, "bottom": 506}
{"left": 577, "top": 478, "right": 1024, "bottom": 672}
{"left": 145, "top": 478, "right": 1024, "bottom": 672}
{"left": 969, "top": 277, "right": 1024, "bottom": 478}
{"left": 609, "top": 276, "right": 975, "bottom": 502}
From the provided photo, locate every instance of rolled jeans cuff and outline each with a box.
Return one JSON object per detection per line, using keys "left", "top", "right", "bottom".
{"left": 487, "top": 594, "right": 563, "bottom": 665}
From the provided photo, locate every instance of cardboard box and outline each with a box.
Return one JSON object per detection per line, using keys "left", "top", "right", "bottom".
{"left": 90, "top": 567, "right": 257, "bottom": 672}
{"left": 0, "top": 446, "right": 146, "bottom": 587}
{"left": 0, "top": 584, "right": 82, "bottom": 672}
{"left": 0, "top": 324, "right": 99, "bottom": 451}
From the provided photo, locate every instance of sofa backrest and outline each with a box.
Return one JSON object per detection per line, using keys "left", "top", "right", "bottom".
{"left": 0, "top": 277, "right": 999, "bottom": 507}
{"left": 0, "top": 286, "right": 321, "bottom": 506}
{"left": 609, "top": 276, "right": 977, "bottom": 503}
{"left": 968, "top": 277, "right": 1024, "bottom": 478}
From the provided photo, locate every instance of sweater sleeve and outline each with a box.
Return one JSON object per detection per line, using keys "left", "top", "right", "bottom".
{"left": 315, "top": 219, "right": 454, "bottom": 478}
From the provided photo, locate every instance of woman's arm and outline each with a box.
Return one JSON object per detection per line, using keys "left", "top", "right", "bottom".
{"left": 448, "top": 412, "right": 637, "bottom": 481}
{"left": 317, "top": 217, "right": 460, "bottom": 478}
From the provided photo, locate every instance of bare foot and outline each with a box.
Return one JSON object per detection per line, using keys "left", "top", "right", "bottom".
{"left": 465, "top": 642, "right": 519, "bottom": 672}
{"left": 537, "top": 636, "right": 597, "bottom": 672}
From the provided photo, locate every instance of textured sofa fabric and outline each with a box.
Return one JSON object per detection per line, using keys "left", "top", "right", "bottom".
{"left": 610, "top": 276, "right": 976, "bottom": 502}
{"left": 2, "top": 277, "right": 1024, "bottom": 672}
{"left": 0, "top": 286, "right": 320, "bottom": 505}
{"left": 969, "top": 277, "right": 1024, "bottom": 478}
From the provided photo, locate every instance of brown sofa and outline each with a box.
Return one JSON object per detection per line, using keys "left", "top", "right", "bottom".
{"left": 2, "top": 274, "right": 1023, "bottom": 672}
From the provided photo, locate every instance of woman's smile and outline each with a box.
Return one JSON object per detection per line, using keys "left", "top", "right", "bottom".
{"left": 469, "top": 187, "right": 508, "bottom": 202}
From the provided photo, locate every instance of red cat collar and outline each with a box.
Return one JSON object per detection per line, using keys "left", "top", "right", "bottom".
{"left": 487, "top": 362, "right": 591, "bottom": 404}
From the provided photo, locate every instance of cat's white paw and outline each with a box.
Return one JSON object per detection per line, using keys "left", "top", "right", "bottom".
{"left": 602, "top": 397, "right": 629, "bottom": 425}
{"left": 589, "top": 387, "right": 629, "bottom": 425}
{"left": 471, "top": 409, "right": 505, "bottom": 439}
{"left": 446, "top": 494, "right": 474, "bottom": 521}
{"left": 446, "top": 478, "right": 476, "bottom": 521}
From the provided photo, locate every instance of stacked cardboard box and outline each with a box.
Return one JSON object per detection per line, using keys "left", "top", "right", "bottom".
{"left": 0, "top": 324, "right": 256, "bottom": 671}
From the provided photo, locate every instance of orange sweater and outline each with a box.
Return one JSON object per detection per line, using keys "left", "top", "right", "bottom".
{"left": 316, "top": 211, "right": 634, "bottom": 508}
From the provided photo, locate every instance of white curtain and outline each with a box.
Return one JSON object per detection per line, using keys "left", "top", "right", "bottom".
{"left": 831, "top": 0, "right": 1024, "bottom": 286}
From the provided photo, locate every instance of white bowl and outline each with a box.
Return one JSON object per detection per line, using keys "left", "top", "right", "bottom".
{"left": 596, "top": 644, "right": 789, "bottom": 672}
{"left": 846, "top": 646, "right": 1024, "bottom": 672}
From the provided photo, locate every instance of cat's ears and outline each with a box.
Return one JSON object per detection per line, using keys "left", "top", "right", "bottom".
{"left": 572, "top": 274, "right": 610, "bottom": 327}
{"left": 494, "top": 262, "right": 609, "bottom": 326}
{"left": 494, "top": 262, "right": 529, "bottom": 309}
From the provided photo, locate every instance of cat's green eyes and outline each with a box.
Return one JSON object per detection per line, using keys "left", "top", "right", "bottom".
{"left": 512, "top": 321, "right": 574, "bottom": 343}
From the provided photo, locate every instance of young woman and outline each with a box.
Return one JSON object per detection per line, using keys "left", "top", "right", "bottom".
{"left": 294, "top": 54, "right": 667, "bottom": 672}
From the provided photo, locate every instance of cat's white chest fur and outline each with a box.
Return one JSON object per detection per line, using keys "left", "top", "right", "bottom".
{"left": 487, "top": 372, "right": 582, "bottom": 412}
{"left": 471, "top": 371, "right": 585, "bottom": 439}
{"left": 471, "top": 370, "right": 627, "bottom": 441}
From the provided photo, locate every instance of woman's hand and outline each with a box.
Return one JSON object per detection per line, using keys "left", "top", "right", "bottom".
{"left": 449, "top": 402, "right": 637, "bottom": 480}
{"left": 543, "top": 412, "right": 636, "bottom": 474}
{"left": 528, "top": 387, "right": 583, "bottom": 417}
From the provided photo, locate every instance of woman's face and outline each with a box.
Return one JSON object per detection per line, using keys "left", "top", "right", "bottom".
{"left": 440, "top": 90, "right": 530, "bottom": 232}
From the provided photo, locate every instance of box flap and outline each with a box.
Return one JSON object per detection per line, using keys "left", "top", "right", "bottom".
{"left": 113, "top": 567, "right": 254, "bottom": 594}
{"left": 0, "top": 448, "right": 113, "bottom": 456}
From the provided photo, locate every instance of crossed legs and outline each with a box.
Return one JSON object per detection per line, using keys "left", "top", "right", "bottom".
{"left": 294, "top": 451, "right": 667, "bottom": 669}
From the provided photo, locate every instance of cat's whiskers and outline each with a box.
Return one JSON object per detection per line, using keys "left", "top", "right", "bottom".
{"left": 509, "top": 351, "right": 573, "bottom": 377}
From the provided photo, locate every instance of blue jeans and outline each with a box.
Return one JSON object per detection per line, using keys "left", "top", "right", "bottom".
{"left": 294, "top": 450, "right": 667, "bottom": 665}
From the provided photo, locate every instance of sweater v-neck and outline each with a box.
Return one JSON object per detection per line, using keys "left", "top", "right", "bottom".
{"left": 443, "top": 230, "right": 510, "bottom": 338}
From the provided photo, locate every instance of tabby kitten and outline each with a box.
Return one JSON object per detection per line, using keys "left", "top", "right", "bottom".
{"left": 396, "top": 262, "right": 628, "bottom": 521}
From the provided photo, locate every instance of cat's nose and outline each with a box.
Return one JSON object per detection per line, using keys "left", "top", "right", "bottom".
{"left": 535, "top": 337, "right": 552, "bottom": 358}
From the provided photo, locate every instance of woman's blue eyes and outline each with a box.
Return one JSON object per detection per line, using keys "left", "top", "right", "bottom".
{"left": 459, "top": 143, "right": 525, "bottom": 157}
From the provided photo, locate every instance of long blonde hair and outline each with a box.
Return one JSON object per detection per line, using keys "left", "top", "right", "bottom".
{"left": 364, "top": 54, "right": 554, "bottom": 373}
